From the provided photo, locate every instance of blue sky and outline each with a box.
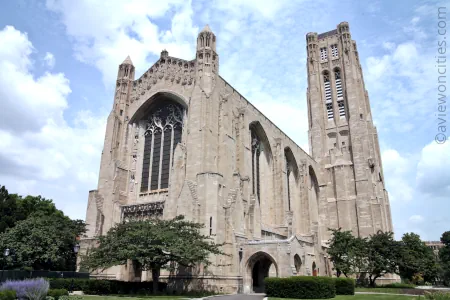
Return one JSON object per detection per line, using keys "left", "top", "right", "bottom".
{"left": 0, "top": 0, "right": 448, "bottom": 240}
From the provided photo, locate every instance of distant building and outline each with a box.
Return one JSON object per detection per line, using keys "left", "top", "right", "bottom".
{"left": 425, "top": 241, "right": 444, "bottom": 259}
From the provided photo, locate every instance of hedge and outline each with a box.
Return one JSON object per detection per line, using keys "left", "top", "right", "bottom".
{"left": 47, "top": 289, "right": 69, "bottom": 299}
{"left": 48, "top": 279, "right": 167, "bottom": 295}
{"left": 265, "top": 276, "right": 336, "bottom": 299}
{"left": 334, "top": 277, "right": 355, "bottom": 295}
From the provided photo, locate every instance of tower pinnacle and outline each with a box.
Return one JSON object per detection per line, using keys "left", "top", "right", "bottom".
{"left": 197, "top": 24, "right": 216, "bottom": 52}
{"left": 201, "top": 24, "right": 212, "bottom": 33}
{"left": 122, "top": 55, "right": 133, "bottom": 65}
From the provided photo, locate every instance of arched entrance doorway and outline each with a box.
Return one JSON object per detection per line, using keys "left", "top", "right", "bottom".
{"left": 246, "top": 252, "right": 278, "bottom": 293}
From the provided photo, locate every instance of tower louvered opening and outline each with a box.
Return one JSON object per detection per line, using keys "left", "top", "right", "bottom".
{"left": 334, "top": 70, "right": 346, "bottom": 118}
{"left": 324, "top": 72, "right": 334, "bottom": 119}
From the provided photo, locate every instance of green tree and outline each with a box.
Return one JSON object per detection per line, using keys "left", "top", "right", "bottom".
{"left": 15, "top": 194, "right": 63, "bottom": 220}
{"left": 398, "top": 233, "right": 439, "bottom": 284}
{"left": 0, "top": 213, "right": 86, "bottom": 271}
{"left": 327, "top": 228, "right": 356, "bottom": 277}
{"left": 439, "top": 231, "right": 450, "bottom": 286}
{"left": 0, "top": 186, "right": 64, "bottom": 233}
{"left": 365, "top": 231, "right": 399, "bottom": 287}
{"left": 327, "top": 228, "right": 368, "bottom": 278}
{"left": 81, "top": 215, "right": 227, "bottom": 293}
{"left": 0, "top": 185, "right": 18, "bottom": 233}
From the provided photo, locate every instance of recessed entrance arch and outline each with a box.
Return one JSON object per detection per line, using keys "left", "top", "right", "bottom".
{"left": 245, "top": 251, "right": 278, "bottom": 293}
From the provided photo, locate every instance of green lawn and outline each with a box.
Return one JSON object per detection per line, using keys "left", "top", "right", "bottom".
{"left": 269, "top": 295, "right": 420, "bottom": 300}
{"left": 81, "top": 296, "right": 189, "bottom": 300}
{"left": 355, "top": 288, "right": 424, "bottom": 295}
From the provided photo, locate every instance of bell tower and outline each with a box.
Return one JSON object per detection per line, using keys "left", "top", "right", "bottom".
{"left": 306, "top": 22, "right": 393, "bottom": 239}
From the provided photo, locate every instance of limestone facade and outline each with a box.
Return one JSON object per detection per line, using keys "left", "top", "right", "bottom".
{"left": 81, "top": 23, "right": 393, "bottom": 293}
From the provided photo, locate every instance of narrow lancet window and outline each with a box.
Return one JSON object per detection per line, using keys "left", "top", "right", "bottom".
{"left": 251, "top": 129, "right": 262, "bottom": 202}
{"left": 331, "top": 44, "right": 338, "bottom": 58}
{"left": 209, "top": 217, "right": 213, "bottom": 235}
{"left": 286, "top": 162, "right": 291, "bottom": 211}
{"left": 320, "top": 47, "right": 328, "bottom": 61}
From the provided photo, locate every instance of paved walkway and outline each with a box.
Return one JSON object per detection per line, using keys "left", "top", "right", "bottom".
{"left": 201, "top": 294, "right": 266, "bottom": 300}
{"left": 356, "top": 292, "right": 419, "bottom": 296}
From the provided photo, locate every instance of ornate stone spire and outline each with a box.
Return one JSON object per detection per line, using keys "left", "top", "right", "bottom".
{"left": 117, "top": 55, "right": 135, "bottom": 81}
{"left": 197, "top": 24, "right": 216, "bottom": 52}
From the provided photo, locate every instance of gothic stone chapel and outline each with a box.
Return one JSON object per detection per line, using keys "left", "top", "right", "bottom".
{"left": 81, "top": 23, "right": 393, "bottom": 293}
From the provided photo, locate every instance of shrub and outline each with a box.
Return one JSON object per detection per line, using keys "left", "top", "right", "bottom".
{"left": 47, "top": 289, "right": 68, "bottom": 300}
{"left": 0, "top": 290, "right": 16, "bottom": 300}
{"left": 380, "top": 282, "right": 416, "bottom": 288}
{"left": 0, "top": 278, "right": 49, "bottom": 300}
{"left": 48, "top": 278, "right": 168, "bottom": 295}
{"left": 425, "top": 291, "right": 450, "bottom": 300}
{"left": 265, "top": 276, "right": 336, "bottom": 299}
{"left": 48, "top": 279, "right": 88, "bottom": 292}
{"left": 413, "top": 273, "right": 425, "bottom": 285}
{"left": 334, "top": 277, "right": 355, "bottom": 295}
{"left": 83, "top": 280, "right": 112, "bottom": 295}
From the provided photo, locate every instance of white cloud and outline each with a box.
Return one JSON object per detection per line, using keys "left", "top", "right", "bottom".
{"left": 46, "top": 0, "right": 198, "bottom": 85}
{"left": 0, "top": 25, "right": 105, "bottom": 219}
{"left": 365, "top": 40, "right": 434, "bottom": 135}
{"left": 381, "top": 149, "right": 414, "bottom": 203}
{"left": 416, "top": 140, "right": 450, "bottom": 197}
{"left": 0, "top": 26, "right": 69, "bottom": 133}
{"left": 44, "top": 52, "right": 55, "bottom": 68}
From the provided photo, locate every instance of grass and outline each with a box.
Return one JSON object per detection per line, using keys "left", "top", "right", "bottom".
{"left": 356, "top": 288, "right": 426, "bottom": 295}
{"left": 356, "top": 288, "right": 413, "bottom": 294}
{"left": 80, "top": 296, "right": 189, "bottom": 300}
{"left": 269, "top": 295, "right": 421, "bottom": 300}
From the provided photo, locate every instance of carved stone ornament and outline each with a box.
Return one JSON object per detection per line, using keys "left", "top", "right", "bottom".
{"left": 121, "top": 201, "right": 165, "bottom": 221}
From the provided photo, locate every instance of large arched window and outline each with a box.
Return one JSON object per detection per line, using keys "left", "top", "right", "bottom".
{"left": 309, "top": 166, "right": 320, "bottom": 229}
{"left": 141, "top": 101, "right": 184, "bottom": 192}
{"left": 284, "top": 148, "right": 299, "bottom": 212}
{"left": 249, "top": 122, "right": 276, "bottom": 224}
{"left": 249, "top": 122, "right": 273, "bottom": 209}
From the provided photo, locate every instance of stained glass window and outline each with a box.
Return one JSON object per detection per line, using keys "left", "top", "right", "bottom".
{"left": 141, "top": 102, "right": 184, "bottom": 192}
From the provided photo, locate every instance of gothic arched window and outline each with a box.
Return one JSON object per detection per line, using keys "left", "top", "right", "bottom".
{"left": 285, "top": 148, "right": 298, "bottom": 212}
{"left": 141, "top": 102, "right": 184, "bottom": 192}
{"left": 251, "top": 129, "right": 262, "bottom": 202}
